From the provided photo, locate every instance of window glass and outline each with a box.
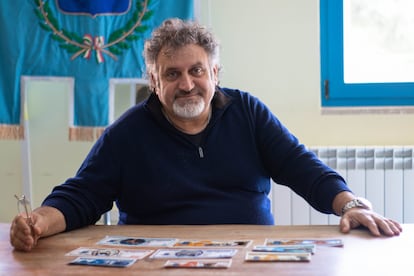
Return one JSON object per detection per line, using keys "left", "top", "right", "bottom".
{"left": 344, "top": 0, "right": 414, "bottom": 83}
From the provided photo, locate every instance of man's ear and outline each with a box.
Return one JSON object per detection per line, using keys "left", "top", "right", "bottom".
{"left": 212, "top": 64, "right": 219, "bottom": 85}
{"left": 149, "top": 73, "right": 157, "bottom": 93}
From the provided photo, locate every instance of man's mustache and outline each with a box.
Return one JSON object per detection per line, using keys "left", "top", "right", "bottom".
{"left": 176, "top": 89, "right": 199, "bottom": 96}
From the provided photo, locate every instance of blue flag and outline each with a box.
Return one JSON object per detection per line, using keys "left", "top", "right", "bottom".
{"left": 0, "top": 0, "right": 193, "bottom": 140}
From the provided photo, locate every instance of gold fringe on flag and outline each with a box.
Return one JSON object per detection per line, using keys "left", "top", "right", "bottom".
{"left": 69, "top": 126, "right": 106, "bottom": 142}
{"left": 0, "top": 124, "right": 24, "bottom": 140}
{"left": 95, "top": 127, "right": 106, "bottom": 138}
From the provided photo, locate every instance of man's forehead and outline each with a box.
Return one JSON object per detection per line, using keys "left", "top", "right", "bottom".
{"left": 159, "top": 44, "right": 206, "bottom": 59}
{"left": 156, "top": 45, "right": 208, "bottom": 68}
{"left": 159, "top": 46, "right": 176, "bottom": 58}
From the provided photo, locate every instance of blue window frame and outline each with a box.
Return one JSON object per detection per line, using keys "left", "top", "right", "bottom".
{"left": 320, "top": 0, "right": 414, "bottom": 107}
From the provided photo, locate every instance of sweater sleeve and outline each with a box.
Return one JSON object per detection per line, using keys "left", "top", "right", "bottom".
{"left": 247, "top": 93, "right": 352, "bottom": 214}
{"left": 41, "top": 131, "right": 119, "bottom": 231}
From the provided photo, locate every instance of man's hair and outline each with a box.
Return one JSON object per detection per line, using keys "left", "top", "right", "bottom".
{"left": 143, "top": 18, "right": 220, "bottom": 81}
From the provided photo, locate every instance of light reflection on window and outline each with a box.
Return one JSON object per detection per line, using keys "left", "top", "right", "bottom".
{"left": 344, "top": 0, "right": 414, "bottom": 83}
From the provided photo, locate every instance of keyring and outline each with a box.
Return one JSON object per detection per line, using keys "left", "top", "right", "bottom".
{"left": 14, "top": 194, "right": 34, "bottom": 226}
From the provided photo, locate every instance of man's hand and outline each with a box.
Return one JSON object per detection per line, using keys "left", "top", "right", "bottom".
{"left": 340, "top": 208, "right": 403, "bottom": 236}
{"left": 10, "top": 206, "right": 66, "bottom": 252}
{"left": 10, "top": 213, "right": 43, "bottom": 251}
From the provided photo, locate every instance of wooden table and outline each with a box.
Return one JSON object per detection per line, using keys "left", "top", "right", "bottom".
{"left": 1, "top": 223, "right": 413, "bottom": 275}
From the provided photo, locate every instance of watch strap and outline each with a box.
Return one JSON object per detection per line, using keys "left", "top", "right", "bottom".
{"left": 341, "top": 198, "right": 370, "bottom": 215}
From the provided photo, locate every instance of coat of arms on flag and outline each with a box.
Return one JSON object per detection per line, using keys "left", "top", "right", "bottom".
{"left": 0, "top": 0, "right": 193, "bottom": 140}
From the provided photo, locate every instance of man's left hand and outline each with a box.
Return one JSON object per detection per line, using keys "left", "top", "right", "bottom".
{"left": 340, "top": 208, "right": 403, "bottom": 236}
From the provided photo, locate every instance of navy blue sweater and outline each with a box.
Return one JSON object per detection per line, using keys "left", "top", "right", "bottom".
{"left": 43, "top": 88, "right": 350, "bottom": 230}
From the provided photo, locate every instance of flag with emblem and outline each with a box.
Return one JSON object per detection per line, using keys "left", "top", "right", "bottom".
{"left": 0, "top": 0, "right": 193, "bottom": 140}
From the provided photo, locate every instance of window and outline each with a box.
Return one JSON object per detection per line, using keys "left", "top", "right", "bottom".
{"left": 320, "top": 0, "right": 414, "bottom": 107}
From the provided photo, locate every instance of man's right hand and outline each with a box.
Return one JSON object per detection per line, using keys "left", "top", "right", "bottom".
{"left": 10, "top": 206, "right": 66, "bottom": 252}
{"left": 10, "top": 213, "right": 42, "bottom": 251}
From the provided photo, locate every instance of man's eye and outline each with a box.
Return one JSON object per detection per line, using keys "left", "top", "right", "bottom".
{"left": 192, "top": 67, "right": 204, "bottom": 76}
{"left": 165, "top": 71, "right": 179, "bottom": 80}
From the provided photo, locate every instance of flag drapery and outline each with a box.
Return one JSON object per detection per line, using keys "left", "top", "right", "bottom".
{"left": 0, "top": 0, "right": 193, "bottom": 140}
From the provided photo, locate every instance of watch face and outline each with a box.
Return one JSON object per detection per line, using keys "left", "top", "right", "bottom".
{"left": 357, "top": 198, "right": 372, "bottom": 209}
{"left": 352, "top": 199, "right": 363, "bottom": 208}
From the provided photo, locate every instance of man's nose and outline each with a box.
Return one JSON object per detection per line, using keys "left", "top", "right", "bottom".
{"left": 178, "top": 73, "right": 195, "bottom": 92}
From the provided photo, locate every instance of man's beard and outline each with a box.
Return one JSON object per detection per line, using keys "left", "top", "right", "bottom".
{"left": 172, "top": 96, "right": 205, "bottom": 119}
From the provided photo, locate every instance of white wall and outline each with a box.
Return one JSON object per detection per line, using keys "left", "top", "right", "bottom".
{"left": 1, "top": 0, "right": 414, "bottom": 222}
{"left": 199, "top": 0, "right": 414, "bottom": 146}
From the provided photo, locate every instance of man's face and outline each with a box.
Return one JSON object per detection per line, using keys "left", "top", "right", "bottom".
{"left": 152, "top": 44, "right": 218, "bottom": 119}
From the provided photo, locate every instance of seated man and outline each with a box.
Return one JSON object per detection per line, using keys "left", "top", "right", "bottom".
{"left": 10, "top": 18, "right": 402, "bottom": 252}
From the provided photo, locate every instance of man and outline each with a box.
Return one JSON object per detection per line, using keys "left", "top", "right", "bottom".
{"left": 10, "top": 18, "right": 402, "bottom": 252}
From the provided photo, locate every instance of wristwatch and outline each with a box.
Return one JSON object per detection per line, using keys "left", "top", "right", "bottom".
{"left": 341, "top": 198, "right": 371, "bottom": 215}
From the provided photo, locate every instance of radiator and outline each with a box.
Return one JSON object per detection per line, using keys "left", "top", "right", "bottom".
{"left": 270, "top": 146, "right": 414, "bottom": 225}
